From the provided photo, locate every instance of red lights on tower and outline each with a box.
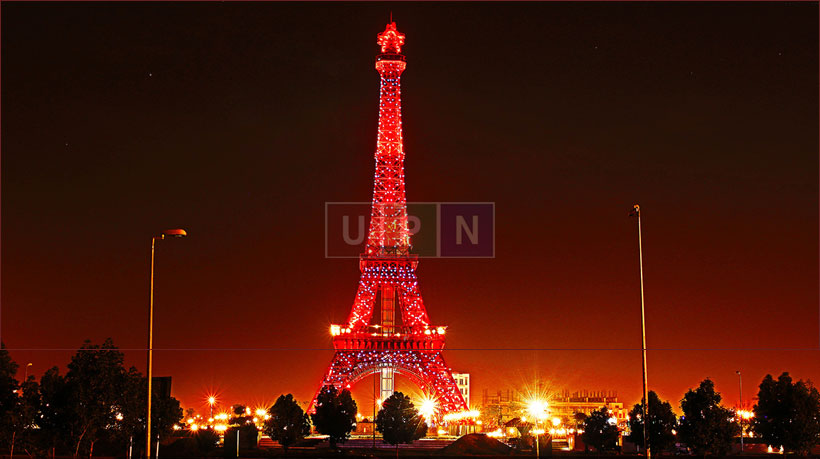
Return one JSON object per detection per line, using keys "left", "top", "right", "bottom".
{"left": 310, "top": 22, "right": 468, "bottom": 415}
{"left": 377, "top": 22, "right": 405, "bottom": 54}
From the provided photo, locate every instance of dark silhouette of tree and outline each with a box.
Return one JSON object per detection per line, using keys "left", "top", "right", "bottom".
{"left": 38, "top": 367, "right": 75, "bottom": 456}
{"left": 581, "top": 407, "right": 619, "bottom": 452}
{"left": 0, "top": 344, "right": 21, "bottom": 456}
{"left": 310, "top": 385, "right": 357, "bottom": 449}
{"left": 265, "top": 394, "right": 310, "bottom": 455}
{"left": 376, "top": 391, "right": 427, "bottom": 457}
{"left": 65, "top": 338, "right": 130, "bottom": 456}
{"left": 13, "top": 376, "right": 41, "bottom": 456}
{"left": 627, "top": 390, "right": 677, "bottom": 453}
{"left": 30, "top": 338, "right": 183, "bottom": 457}
{"left": 678, "top": 378, "right": 739, "bottom": 455}
{"left": 752, "top": 372, "right": 820, "bottom": 454}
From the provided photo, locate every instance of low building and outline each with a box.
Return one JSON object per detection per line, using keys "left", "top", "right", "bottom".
{"left": 452, "top": 373, "right": 470, "bottom": 407}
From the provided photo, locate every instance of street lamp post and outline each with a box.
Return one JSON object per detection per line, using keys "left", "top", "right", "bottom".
{"left": 208, "top": 396, "right": 216, "bottom": 419}
{"left": 737, "top": 370, "right": 743, "bottom": 453}
{"left": 24, "top": 363, "right": 32, "bottom": 381}
{"left": 630, "top": 204, "right": 650, "bottom": 458}
{"left": 146, "top": 229, "right": 187, "bottom": 458}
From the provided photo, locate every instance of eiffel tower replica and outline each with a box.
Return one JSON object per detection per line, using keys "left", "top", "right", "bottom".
{"left": 310, "top": 22, "right": 468, "bottom": 414}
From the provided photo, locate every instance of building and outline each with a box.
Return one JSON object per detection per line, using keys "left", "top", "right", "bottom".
{"left": 452, "top": 373, "right": 470, "bottom": 407}
{"left": 480, "top": 388, "right": 628, "bottom": 429}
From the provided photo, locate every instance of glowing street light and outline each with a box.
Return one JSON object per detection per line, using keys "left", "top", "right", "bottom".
{"left": 208, "top": 396, "right": 217, "bottom": 418}
{"left": 526, "top": 399, "right": 549, "bottom": 459}
{"left": 146, "top": 228, "right": 187, "bottom": 458}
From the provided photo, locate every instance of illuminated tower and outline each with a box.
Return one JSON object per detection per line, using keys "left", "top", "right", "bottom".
{"left": 311, "top": 22, "right": 468, "bottom": 414}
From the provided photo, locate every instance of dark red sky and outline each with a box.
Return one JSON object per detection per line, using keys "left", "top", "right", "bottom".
{"left": 2, "top": 2, "right": 818, "bottom": 415}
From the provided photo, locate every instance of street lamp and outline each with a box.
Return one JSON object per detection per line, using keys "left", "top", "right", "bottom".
{"left": 527, "top": 399, "right": 548, "bottom": 459}
{"left": 737, "top": 370, "right": 743, "bottom": 453}
{"left": 208, "top": 396, "right": 217, "bottom": 419}
{"left": 146, "top": 229, "right": 187, "bottom": 458}
{"left": 24, "top": 363, "right": 32, "bottom": 381}
{"left": 630, "top": 204, "right": 650, "bottom": 458}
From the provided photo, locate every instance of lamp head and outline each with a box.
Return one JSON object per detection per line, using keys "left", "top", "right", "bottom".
{"left": 161, "top": 229, "right": 187, "bottom": 239}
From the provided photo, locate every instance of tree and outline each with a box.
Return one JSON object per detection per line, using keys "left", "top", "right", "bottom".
{"left": 678, "top": 378, "right": 739, "bottom": 455}
{"left": 0, "top": 344, "right": 21, "bottom": 456}
{"left": 39, "top": 366, "right": 76, "bottom": 456}
{"left": 752, "top": 372, "right": 820, "bottom": 454}
{"left": 310, "top": 385, "right": 357, "bottom": 449}
{"left": 581, "top": 407, "right": 619, "bottom": 452}
{"left": 627, "top": 390, "right": 677, "bottom": 453}
{"left": 376, "top": 391, "right": 427, "bottom": 457}
{"left": 65, "top": 338, "right": 130, "bottom": 456}
{"left": 14, "top": 376, "right": 41, "bottom": 456}
{"left": 265, "top": 394, "right": 310, "bottom": 455}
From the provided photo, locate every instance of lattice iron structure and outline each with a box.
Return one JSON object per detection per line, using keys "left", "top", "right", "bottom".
{"left": 310, "top": 22, "right": 468, "bottom": 415}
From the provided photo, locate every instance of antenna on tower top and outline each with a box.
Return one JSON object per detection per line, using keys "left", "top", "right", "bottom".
{"left": 390, "top": 11, "right": 393, "bottom": 23}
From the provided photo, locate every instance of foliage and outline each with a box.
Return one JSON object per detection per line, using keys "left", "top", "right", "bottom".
{"left": 36, "top": 339, "right": 181, "bottom": 457}
{"left": 678, "top": 378, "right": 739, "bottom": 455}
{"left": 627, "top": 390, "right": 677, "bottom": 453}
{"left": 64, "top": 338, "right": 131, "bottom": 456}
{"left": 0, "top": 344, "right": 21, "bottom": 454}
{"left": 581, "top": 407, "right": 619, "bottom": 452}
{"left": 752, "top": 372, "right": 820, "bottom": 454}
{"left": 14, "top": 376, "right": 41, "bottom": 454}
{"left": 310, "top": 385, "right": 357, "bottom": 449}
{"left": 376, "top": 391, "right": 427, "bottom": 448}
{"left": 39, "top": 366, "right": 76, "bottom": 454}
{"left": 264, "top": 394, "right": 310, "bottom": 454}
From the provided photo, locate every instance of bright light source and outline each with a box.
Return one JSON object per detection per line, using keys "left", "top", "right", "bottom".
{"left": 527, "top": 399, "right": 548, "bottom": 421}
{"left": 255, "top": 408, "right": 267, "bottom": 417}
{"left": 419, "top": 397, "right": 436, "bottom": 421}
{"left": 552, "top": 417, "right": 562, "bottom": 427}
{"left": 330, "top": 324, "right": 341, "bottom": 336}
{"left": 208, "top": 396, "right": 216, "bottom": 405}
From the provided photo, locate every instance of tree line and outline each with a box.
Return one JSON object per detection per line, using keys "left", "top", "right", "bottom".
{"left": 265, "top": 386, "right": 427, "bottom": 455}
{"left": 580, "top": 375, "right": 820, "bottom": 455}
{"left": 1, "top": 339, "right": 428, "bottom": 457}
{"left": 0, "top": 340, "right": 182, "bottom": 457}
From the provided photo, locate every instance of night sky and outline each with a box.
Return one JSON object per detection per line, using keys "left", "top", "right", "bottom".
{"left": 2, "top": 2, "right": 818, "bottom": 414}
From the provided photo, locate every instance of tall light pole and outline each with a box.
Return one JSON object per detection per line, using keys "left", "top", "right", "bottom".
{"left": 630, "top": 204, "right": 650, "bottom": 458}
{"left": 147, "top": 229, "right": 187, "bottom": 458}
{"left": 24, "top": 363, "right": 32, "bottom": 381}
{"left": 737, "top": 370, "right": 743, "bottom": 453}
{"left": 208, "top": 396, "right": 216, "bottom": 420}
